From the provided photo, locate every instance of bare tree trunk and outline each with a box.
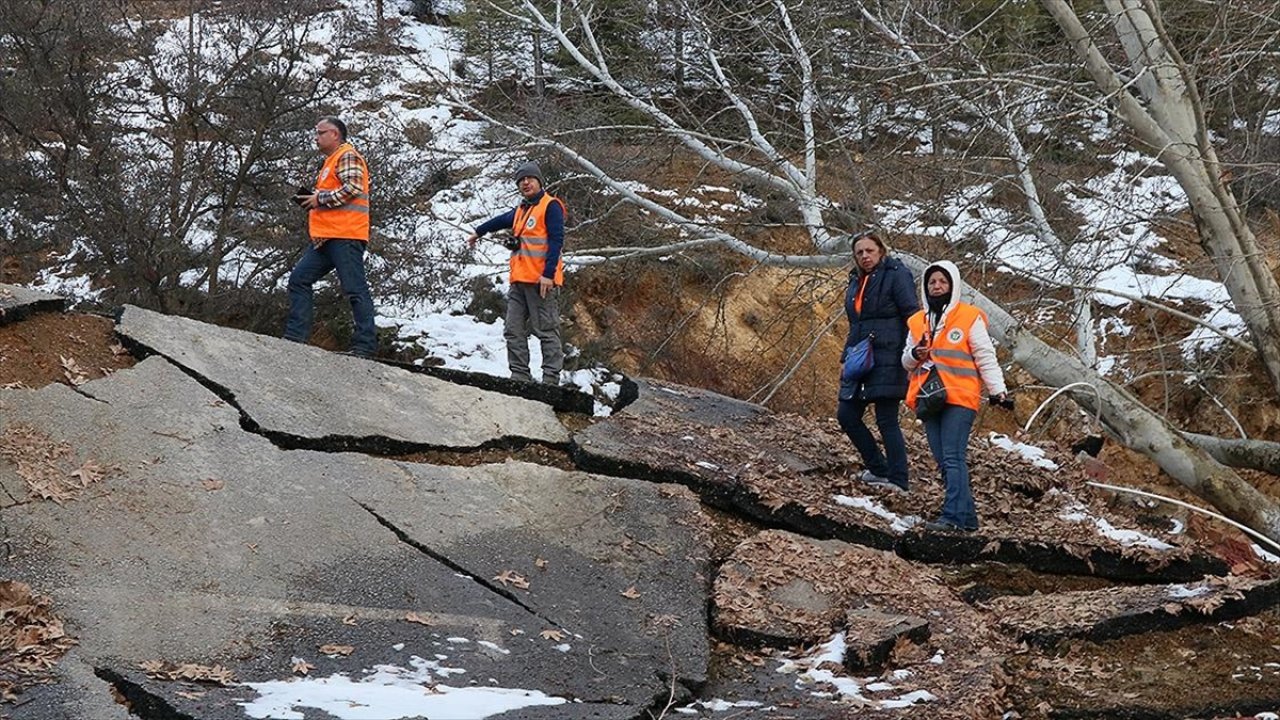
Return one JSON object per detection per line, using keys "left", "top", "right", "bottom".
{"left": 532, "top": 30, "right": 545, "bottom": 98}
{"left": 673, "top": 16, "right": 684, "bottom": 94}
{"left": 1184, "top": 433, "right": 1280, "bottom": 476}
{"left": 1074, "top": 289, "right": 1096, "bottom": 369}
{"left": 1041, "top": 0, "right": 1280, "bottom": 396}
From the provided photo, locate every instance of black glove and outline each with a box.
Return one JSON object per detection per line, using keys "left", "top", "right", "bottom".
{"left": 502, "top": 235, "right": 522, "bottom": 252}
{"left": 911, "top": 331, "right": 931, "bottom": 361}
{"left": 990, "top": 393, "right": 1015, "bottom": 410}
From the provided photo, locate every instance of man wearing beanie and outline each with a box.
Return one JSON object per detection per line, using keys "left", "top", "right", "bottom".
{"left": 467, "top": 162, "right": 567, "bottom": 384}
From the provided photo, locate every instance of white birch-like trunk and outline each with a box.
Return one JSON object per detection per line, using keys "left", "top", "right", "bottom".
{"left": 1041, "top": 0, "right": 1280, "bottom": 395}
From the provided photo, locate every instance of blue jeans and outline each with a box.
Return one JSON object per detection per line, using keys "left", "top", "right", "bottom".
{"left": 283, "top": 239, "right": 376, "bottom": 354}
{"left": 922, "top": 404, "right": 978, "bottom": 529}
{"left": 837, "top": 398, "right": 909, "bottom": 488}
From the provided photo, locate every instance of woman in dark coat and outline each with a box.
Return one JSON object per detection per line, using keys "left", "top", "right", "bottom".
{"left": 838, "top": 231, "right": 919, "bottom": 493}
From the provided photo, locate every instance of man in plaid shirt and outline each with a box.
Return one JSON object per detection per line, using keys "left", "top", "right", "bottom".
{"left": 284, "top": 116, "right": 377, "bottom": 356}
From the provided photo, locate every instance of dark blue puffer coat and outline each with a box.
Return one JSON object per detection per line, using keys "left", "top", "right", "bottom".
{"left": 840, "top": 256, "right": 919, "bottom": 401}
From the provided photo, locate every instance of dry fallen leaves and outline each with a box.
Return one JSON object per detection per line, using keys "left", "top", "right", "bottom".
{"left": 539, "top": 629, "right": 565, "bottom": 641}
{"left": 342, "top": 613, "right": 358, "bottom": 626}
{"left": 0, "top": 581, "right": 77, "bottom": 698}
{"left": 69, "top": 460, "right": 105, "bottom": 487}
{"left": 492, "top": 570, "right": 530, "bottom": 590}
{"left": 404, "top": 612, "right": 431, "bottom": 626}
{"left": 59, "top": 356, "right": 88, "bottom": 386}
{"left": 319, "top": 644, "right": 355, "bottom": 657}
{"left": 620, "top": 585, "right": 641, "bottom": 599}
{"left": 139, "top": 661, "right": 235, "bottom": 686}
{"left": 0, "top": 425, "right": 107, "bottom": 504}
{"left": 291, "top": 658, "right": 315, "bottom": 676}
{"left": 201, "top": 478, "right": 225, "bottom": 492}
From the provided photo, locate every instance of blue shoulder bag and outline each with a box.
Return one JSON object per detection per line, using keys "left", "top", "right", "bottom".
{"left": 841, "top": 333, "right": 875, "bottom": 383}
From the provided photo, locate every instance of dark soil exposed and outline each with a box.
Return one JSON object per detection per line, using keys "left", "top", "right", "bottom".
{"left": 3, "top": 309, "right": 1280, "bottom": 718}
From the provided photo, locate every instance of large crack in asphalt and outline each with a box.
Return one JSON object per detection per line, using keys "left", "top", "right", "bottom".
{"left": 357, "top": 500, "right": 708, "bottom": 709}
{"left": 114, "top": 334, "right": 573, "bottom": 462}
{"left": 69, "top": 385, "right": 109, "bottom": 404}
{"left": 92, "top": 667, "right": 197, "bottom": 720}
{"left": 355, "top": 499, "right": 556, "bottom": 624}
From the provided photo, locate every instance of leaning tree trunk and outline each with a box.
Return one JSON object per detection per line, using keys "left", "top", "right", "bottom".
{"left": 1184, "top": 433, "right": 1280, "bottom": 477}
{"left": 897, "top": 253, "right": 1280, "bottom": 544}
{"left": 1040, "top": 0, "right": 1280, "bottom": 397}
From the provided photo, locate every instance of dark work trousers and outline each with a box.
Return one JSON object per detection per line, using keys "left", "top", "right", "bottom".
{"left": 504, "top": 281, "right": 563, "bottom": 383}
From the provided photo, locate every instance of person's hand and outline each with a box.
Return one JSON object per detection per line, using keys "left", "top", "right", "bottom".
{"left": 466, "top": 233, "right": 479, "bottom": 249}
{"left": 300, "top": 193, "right": 320, "bottom": 209}
{"left": 991, "top": 393, "right": 1015, "bottom": 411}
{"left": 910, "top": 331, "right": 931, "bottom": 361}
{"left": 538, "top": 276, "right": 554, "bottom": 298}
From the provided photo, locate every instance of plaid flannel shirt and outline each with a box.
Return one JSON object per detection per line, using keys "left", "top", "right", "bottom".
{"left": 317, "top": 150, "right": 365, "bottom": 208}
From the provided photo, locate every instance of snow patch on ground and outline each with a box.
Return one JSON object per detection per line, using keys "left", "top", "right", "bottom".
{"left": 833, "top": 495, "right": 920, "bottom": 534}
{"left": 239, "top": 653, "right": 565, "bottom": 719}
{"left": 1057, "top": 499, "right": 1175, "bottom": 551}
{"left": 773, "top": 632, "right": 935, "bottom": 710}
{"left": 987, "top": 433, "right": 1059, "bottom": 470}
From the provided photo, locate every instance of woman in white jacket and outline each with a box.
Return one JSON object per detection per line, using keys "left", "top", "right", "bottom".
{"left": 902, "top": 261, "right": 1010, "bottom": 532}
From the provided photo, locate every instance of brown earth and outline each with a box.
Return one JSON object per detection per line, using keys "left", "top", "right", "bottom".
{"left": 4, "top": 308, "right": 1280, "bottom": 718}
{"left": 0, "top": 312, "right": 137, "bottom": 702}
{"left": 0, "top": 312, "right": 137, "bottom": 391}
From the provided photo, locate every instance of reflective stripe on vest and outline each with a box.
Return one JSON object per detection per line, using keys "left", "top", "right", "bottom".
{"left": 309, "top": 143, "right": 370, "bottom": 241}
{"left": 906, "top": 303, "right": 986, "bottom": 412}
{"left": 509, "top": 193, "right": 566, "bottom": 285}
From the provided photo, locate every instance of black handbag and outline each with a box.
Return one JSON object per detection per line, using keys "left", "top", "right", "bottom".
{"left": 914, "top": 366, "right": 948, "bottom": 418}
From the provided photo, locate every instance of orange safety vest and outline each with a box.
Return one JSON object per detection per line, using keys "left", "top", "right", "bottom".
{"left": 309, "top": 143, "right": 370, "bottom": 241}
{"left": 906, "top": 303, "right": 986, "bottom": 412}
{"left": 509, "top": 193, "right": 566, "bottom": 285}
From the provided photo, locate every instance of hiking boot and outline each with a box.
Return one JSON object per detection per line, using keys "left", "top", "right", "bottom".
{"left": 860, "top": 470, "right": 908, "bottom": 494}
{"left": 923, "top": 519, "right": 977, "bottom": 533}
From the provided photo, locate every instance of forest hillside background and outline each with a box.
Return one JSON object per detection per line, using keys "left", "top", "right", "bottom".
{"left": 3, "top": 0, "right": 1280, "bottom": 539}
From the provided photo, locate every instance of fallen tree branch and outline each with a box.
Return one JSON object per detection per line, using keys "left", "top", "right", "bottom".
{"left": 1182, "top": 433, "right": 1280, "bottom": 477}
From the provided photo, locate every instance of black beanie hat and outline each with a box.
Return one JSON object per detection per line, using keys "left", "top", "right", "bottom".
{"left": 513, "top": 161, "right": 544, "bottom": 186}
{"left": 924, "top": 265, "right": 952, "bottom": 288}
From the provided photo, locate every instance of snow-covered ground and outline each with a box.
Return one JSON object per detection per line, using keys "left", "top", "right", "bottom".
{"left": 9, "top": 3, "right": 1277, "bottom": 718}
{"left": 239, "top": 643, "right": 563, "bottom": 719}
{"left": 26, "top": 0, "right": 1240, "bottom": 414}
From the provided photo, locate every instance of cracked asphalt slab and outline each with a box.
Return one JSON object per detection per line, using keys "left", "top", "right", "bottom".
{"left": 116, "top": 304, "right": 570, "bottom": 451}
{"left": 574, "top": 378, "right": 1226, "bottom": 583}
{"left": 0, "top": 283, "right": 65, "bottom": 327}
{"left": 0, "top": 354, "right": 712, "bottom": 718}
{"left": 6, "top": 304, "right": 1280, "bottom": 719}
